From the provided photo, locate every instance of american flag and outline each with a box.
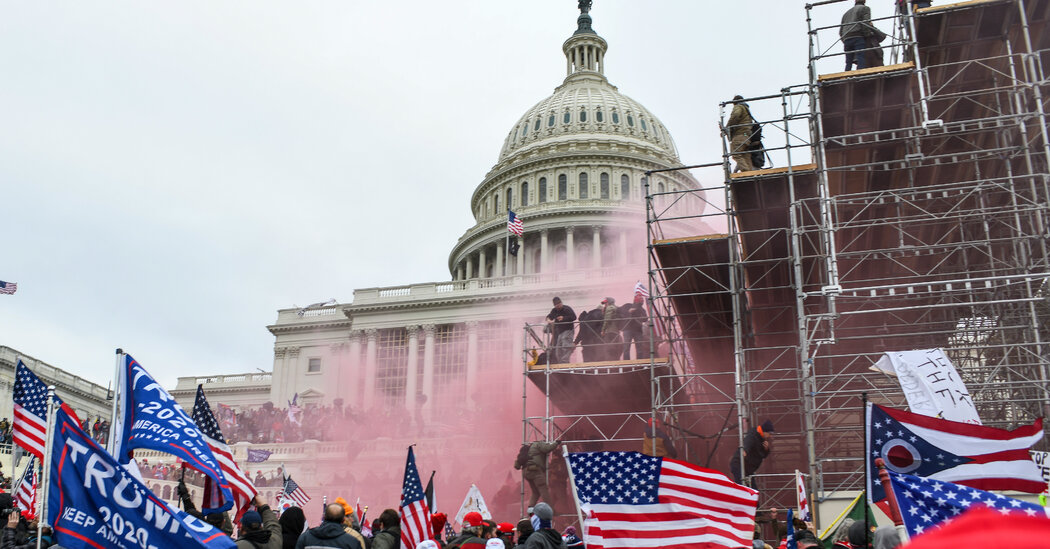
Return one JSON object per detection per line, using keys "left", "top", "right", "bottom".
{"left": 277, "top": 476, "right": 311, "bottom": 508}
{"left": 633, "top": 281, "right": 649, "bottom": 299}
{"left": 0, "top": 281, "right": 16, "bottom": 295}
{"left": 400, "top": 447, "right": 434, "bottom": 549}
{"left": 13, "top": 361, "right": 59, "bottom": 459}
{"left": 887, "top": 470, "right": 1047, "bottom": 538}
{"left": 14, "top": 456, "right": 36, "bottom": 519}
{"left": 507, "top": 210, "right": 524, "bottom": 236}
{"left": 191, "top": 385, "right": 257, "bottom": 514}
{"left": 566, "top": 451, "right": 758, "bottom": 549}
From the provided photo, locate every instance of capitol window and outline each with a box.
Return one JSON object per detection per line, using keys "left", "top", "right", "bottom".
{"left": 640, "top": 118, "right": 647, "bottom": 131}
{"left": 596, "top": 109, "right": 604, "bottom": 122}
{"left": 534, "top": 119, "right": 541, "bottom": 131}
{"left": 307, "top": 358, "right": 321, "bottom": 373}
{"left": 558, "top": 174, "right": 567, "bottom": 200}
{"left": 600, "top": 173, "right": 609, "bottom": 199}
{"left": 494, "top": 193, "right": 500, "bottom": 213}
{"left": 580, "top": 109, "right": 587, "bottom": 122}
{"left": 578, "top": 173, "right": 588, "bottom": 199}
{"left": 612, "top": 111, "right": 620, "bottom": 124}
{"left": 621, "top": 174, "right": 630, "bottom": 198}
{"left": 548, "top": 114, "right": 555, "bottom": 127}
{"left": 627, "top": 114, "right": 634, "bottom": 127}
{"left": 563, "top": 111, "right": 571, "bottom": 124}
{"left": 522, "top": 122, "right": 529, "bottom": 136}
{"left": 507, "top": 188, "right": 513, "bottom": 209}
{"left": 521, "top": 182, "right": 529, "bottom": 206}
{"left": 539, "top": 178, "right": 547, "bottom": 203}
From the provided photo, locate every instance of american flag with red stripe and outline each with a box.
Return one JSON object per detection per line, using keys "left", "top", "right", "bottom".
{"left": 507, "top": 210, "right": 524, "bottom": 237}
{"left": 399, "top": 447, "right": 434, "bottom": 549}
{"left": 633, "top": 281, "right": 649, "bottom": 299}
{"left": 277, "top": 476, "right": 311, "bottom": 509}
{"left": 13, "top": 361, "right": 57, "bottom": 460}
{"left": 191, "top": 385, "right": 257, "bottom": 514}
{"left": 566, "top": 451, "right": 758, "bottom": 549}
{"left": 14, "top": 456, "right": 36, "bottom": 519}
{"left": 0, "top": 281, "right": 16, "bottom": 295}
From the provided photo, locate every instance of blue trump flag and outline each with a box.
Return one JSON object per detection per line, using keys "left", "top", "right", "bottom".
{"left": 48, "top": 405, "right": 235, "bottom": 549}
{"left": 114, "top": 354, "right": 234, "bottom": 513}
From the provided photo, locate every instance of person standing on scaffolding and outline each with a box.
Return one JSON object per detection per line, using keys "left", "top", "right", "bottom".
{"left": 840, "top": 0, "right": 877, "bottom": 71}
{"left": 727, "top": 95, "right": 757, "bottom": 173}
{"left": 546, "top": 297, "right": 577, "bottom": 364}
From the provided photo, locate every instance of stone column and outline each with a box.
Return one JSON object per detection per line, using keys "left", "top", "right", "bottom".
{"left": 619, "top": 230, "right": 629, "bottom": 265}
{"left": 466, "top": 256, "right": 474, "bottom": 279}
{"left": 566, "top": 227, "right": 576, "bottom": 270}
{"left": 479, "top": 247, "right": 487, "bottom": 279}
{"left": 456, "top": 265, "right": 464, "bottom": 281}
{"left": 592, "top": 226, "right": 603, "bottom": 269}
{"left": 540, "top": 229, "right": 549, "bottom": 273}
{"left": 363, "top": 329, "right": 378, "bottom": 409}
{"left": 348, "top": 331, "right": 363, "bottom": 406}
{"left": 422, "top": 324, "right": 436, "bottom": 405}
{"left": 496, "top": 241, "right": 505, "bottom": 277}
{"left": 406, "top": 326, "right": 419, "bottom": 407}
{"left": 271, "top": 347, "right": 287, "bottom": 404}
{"left": 466, "top": 321, "right": 479, "bottom": 397}
{"left": 517, "top": 235, "right": 526, "bottom": 275}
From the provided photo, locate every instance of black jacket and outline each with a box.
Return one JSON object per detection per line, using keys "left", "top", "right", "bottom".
{"left": 546, "top": 305, "right": 577, "bottom": 339}
{"left": 523, "top": 529, "right": 566, "bottom": 549}
{"left": 295, "top": 522, "right": 363, "bottom": 549}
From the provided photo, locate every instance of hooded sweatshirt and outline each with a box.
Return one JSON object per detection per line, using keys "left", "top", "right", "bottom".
{"left": 523, "top": 529, "right": 566, "bottom": 549}
{"left": 294, "top": 521, "right": 362, "bottom": 549}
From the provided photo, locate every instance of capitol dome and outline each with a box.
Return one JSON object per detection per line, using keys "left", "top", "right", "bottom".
{"left": 447, "top": 7, "right": 701, "bottom": 281}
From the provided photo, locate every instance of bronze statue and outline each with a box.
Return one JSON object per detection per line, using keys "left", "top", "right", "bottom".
{"left": 578, "top": 0, "right": 592, "bottom": 15}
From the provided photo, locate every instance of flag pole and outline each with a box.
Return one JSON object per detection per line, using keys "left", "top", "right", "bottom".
{"left": 874, "top": 458, "right": 909, "bottom": 543}
{"left": 505, "top": 209, "right": 510, "bottom": 277}
{"left": 37, "top": 386, "right": 57, "bottom": 549}
{"left": 560, "top": 446, "right": 587, "bottom": 540}
{"left": 862, "top": 392, "right": 869, "bottom": 541}
{"left": 107, "top": 349, "right": 124, "bottom": 454}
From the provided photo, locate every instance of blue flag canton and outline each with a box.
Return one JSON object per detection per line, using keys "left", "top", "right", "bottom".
{"left": 567, "top": 451, "right": 661, "bottom": 505}
{"left": 869, "top": 405, "right": 969, "bottom": 500}
{"left": 14, "top": 362, "right": 59, "bottom": 416}
{"left": 889, "top": 471, "right": 1044, "bottom": 537}
{"left": 401, "top": 449, "right": 425, "bottom": 507}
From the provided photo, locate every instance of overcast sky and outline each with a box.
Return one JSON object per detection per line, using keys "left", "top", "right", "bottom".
{"left": 0, "top": 1, "right": 871, "bottom": 388}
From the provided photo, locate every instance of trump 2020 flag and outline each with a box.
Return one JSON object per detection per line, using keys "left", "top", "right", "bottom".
{"left": 866, "top": 403, "right": 1044, "bottom": 504}
{"left": 48, "top": 406, "right": 235, "bottom": 549}
{"left": 566, "top": 451, "right": 758, "bottom": 549}
{"left": 399, "top": 447, "right": 433, "bottom": 549}
{"left": 114, "top": 354, "right": 235, "bottom": 514}
{"left": 887, "top": 470, "right": 1047, "bottom": 538}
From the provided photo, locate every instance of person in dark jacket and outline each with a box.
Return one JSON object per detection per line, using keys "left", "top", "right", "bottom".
{"left": 296, "top": 504, "right": 362, "bottom": 549}
{"left": 840, "top": 0, "right": 876, "bottom": 71}
{"left": 446, "top": 511, "right": 486, "bottom": 549}
{"left": 523, "top": 503, "right": 565, "bottom": 549}
{"left": 369, "top": 509, "right": 401, "bottom": 549}
{"left": 546, "top": 297, "right": 577, "bottom": 363}
{"left": 729, "top": 419, "right": 775, "bottom": 484}
{"left": 620, "top": 295, "right": 649, "bottom": 360}
{"left": 280, "top": 506, "right": 307, "bottom": 549}
{"left": 237, "top": 496, "right": 283, "bottom": 549}
{"left": 511, "top": 518, "right": 533, "bottom": 549}
{"left": 573, "top": 309, "right": 602, "bottom": 362}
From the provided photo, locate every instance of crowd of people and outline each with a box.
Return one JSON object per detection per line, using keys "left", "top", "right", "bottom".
{"left": 533, "top": 294, "right": 654, "bottom": 366}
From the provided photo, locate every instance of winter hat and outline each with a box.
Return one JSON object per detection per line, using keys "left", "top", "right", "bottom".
{"left": 463, "top": 511, "right": 485, "bottom": 529}
{"left": 416, "top": 541, "right": 439, "bottom": 549}
{"left": 240, "top": 510, "right": 262, "bottom": 528}
{"left": 563, "top": 526, "right": 577, "bottom": 537}
{"left": 848, "top": 520, "right": 870, "bottom": 547}
{"left": 533, "top": 502, "right": 553, "bottom": 529}
{"left": 761, "top": 419, "right": 775, "bottom": 433}
{"left": 431, "top": 512, "right": 448, "bottom": 537}
{"left": 486, "top": 540, "right": 504, "bottom": 549}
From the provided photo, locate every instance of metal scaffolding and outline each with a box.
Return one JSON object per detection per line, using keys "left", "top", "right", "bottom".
{"left": 643, "top": 0, "right": 1050, "bottom": 518}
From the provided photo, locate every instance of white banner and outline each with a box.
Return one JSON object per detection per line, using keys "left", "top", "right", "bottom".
{"left": 1030, "top": 450, "right": 1050, "bottom": 484}
{"left": 453, "top": 484, "right": 491, "bottom": 526}
{"left": 871, "top": 348, "right": 981, "bottom": 425}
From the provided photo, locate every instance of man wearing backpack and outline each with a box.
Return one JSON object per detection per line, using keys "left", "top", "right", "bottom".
{"left": 599, "top": 297, "right": 623, "bottom": 361}
{"left": 515, "top": 440, "right": 560, "bottom": 509}
{"left": 727, "top": 96, "right": 757, "bottom": 173}
{"left": 840, "top": 0, "right": 875, "bottom": 71}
